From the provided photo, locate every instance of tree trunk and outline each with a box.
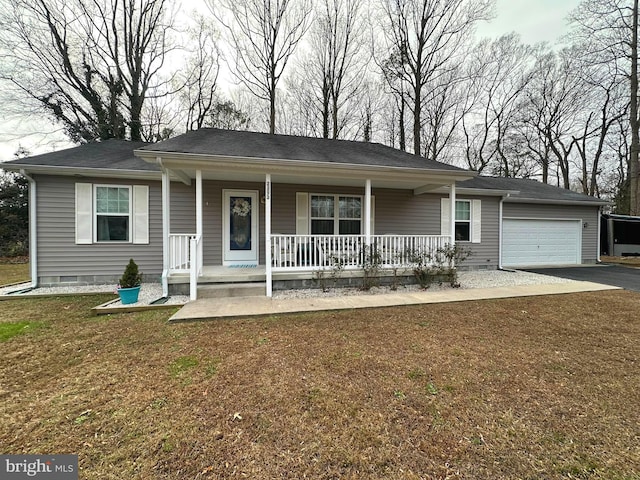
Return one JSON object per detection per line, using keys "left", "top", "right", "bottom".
{"left": 332, "top": 96, "right": 339, "bottom": 139}
{"left": 413, "top": 86, "right": 421, "bottom": 156}
{"left": 270, "top": 78, "right": 277, "bottom": 134}
{"left": 630, "top": 0, "right": 640, "bottom": 214}
{"left": 322, "top": 79, "right": 330, "bottom": 139}
{"left": 399, "top": 94, "right": 406, "bottom": 151}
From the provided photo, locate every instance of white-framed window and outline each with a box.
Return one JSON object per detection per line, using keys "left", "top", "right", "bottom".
{"left": 455, "top": 200, "right": 471, "bottom": 242}
{"left": 75, "top": 182, "right": 149, "bottom": 245}
{"left": 95, "top": 185, "right": 131, "bottom": 242}
{"left": 310, "top": 194, "right": 362, "bottom": 234}
{"left": 441, "top": 197, "right": 481, "bottom": 244}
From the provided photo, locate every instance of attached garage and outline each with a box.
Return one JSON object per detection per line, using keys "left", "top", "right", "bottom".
{"left": 502, "top": 218, "right": 581, "bottom": 267}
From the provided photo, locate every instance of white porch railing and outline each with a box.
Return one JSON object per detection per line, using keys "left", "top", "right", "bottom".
{"left": 169, "top": 234, "right": 194, "bottom": 272}
{"left": 169, "top": 233, "right": 201, "bottom": 300}
{"left": 271, "top": 234, "right": 450, "bottom": 271}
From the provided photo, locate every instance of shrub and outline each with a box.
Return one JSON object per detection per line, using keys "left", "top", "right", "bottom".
{"left": 118, "top": 258, "right": 143, "bottom": 288}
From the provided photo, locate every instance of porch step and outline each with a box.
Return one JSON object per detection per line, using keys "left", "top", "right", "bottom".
{"left": 197, "top": 282, "right": 266, "bottom": 299}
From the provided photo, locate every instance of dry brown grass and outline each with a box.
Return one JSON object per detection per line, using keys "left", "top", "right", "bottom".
{"left": 1, "top": 292, "right": 639, "bottom": 479}
{"left": 602, "top": 255, "right": 640, "bottom": 267}
{"left": 0, "top": 258, "right": 30, "bottom": 285}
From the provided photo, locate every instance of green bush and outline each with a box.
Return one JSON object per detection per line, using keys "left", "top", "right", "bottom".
{"left": 118, "top": 258, "right": 143, "bottom": 288}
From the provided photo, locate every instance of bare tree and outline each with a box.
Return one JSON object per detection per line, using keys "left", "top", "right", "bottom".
{"left": 178, "top": 16, "right": 221, "bottom": 132}
{"left": 289, "top": 0, "right": 367, "bottom": 139}
{"left": 572, "top": 59, "right": 627, "bottom": 196}
{"left": 376, "top": 0, "right": 493, "bottom": 157}
{"left": 0, "top": 0, "right": 175, "bottom": 142}
{"left": 569, "top": 0, "right": 640, "bottom": 212}
{"left": 321, "top": 0, "right": 367, "bottom": 138}
{"left": 462, "top": 34, "right": 534, "bottom": 174}
{"left": 209, "top": 0, "right": 312, "bottom": 134}
{"left": 378, "top": 48, "right": 410, "bottom": 150}
{"left": 520, "top": 48, "right": 585, "bottom": 188}
{"left": 421, "top": 67, "right": 471, "bottom": 164}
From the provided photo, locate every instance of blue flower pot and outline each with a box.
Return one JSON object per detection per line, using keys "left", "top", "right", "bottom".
{"left": 118, "top": 286, "right": 141, "bottom": 305}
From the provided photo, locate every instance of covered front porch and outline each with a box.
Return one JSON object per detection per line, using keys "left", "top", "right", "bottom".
{"left": 140, "top": 151, "right": 471, "bottom": 300}
{"left": 167, "top": 233, "right": 453, "bottom": 299}
{"left": 160, "top": 172, "right": 461, "bottom": 300}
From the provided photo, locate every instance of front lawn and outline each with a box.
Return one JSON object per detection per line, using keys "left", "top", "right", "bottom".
{"left": 0, "top": 292, "right": 639, "bottom": 479}
{"left": 0, "top": 258, "right": 29, "bottom": 285}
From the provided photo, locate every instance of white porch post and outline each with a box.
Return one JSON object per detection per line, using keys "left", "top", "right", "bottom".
{"left": 449, "top": 182, "right": 456, "bottom": 246}
{"left": 196, "top": 169, "right": 203, "bottom": 275}
{"left": 265, "top": 174, "right": 273, "bottom": 297}
{"left": 161, "top": 166, "right": 171, "bottom": 297}
{"left": 364, "top": 179, "right": 371, "bottom": 246}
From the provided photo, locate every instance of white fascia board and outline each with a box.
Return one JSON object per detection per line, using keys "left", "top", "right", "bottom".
{"left": 134, "top": 150, "right": 475, "bottom": 183}
{"left": 3, "top": 164, "right": 163, "bottom": 181}
{"left": 504, "top": 197, "right": 612, "bottom": 206}
{"left": 432, "top": 186, "right": 519, "bottom": 197}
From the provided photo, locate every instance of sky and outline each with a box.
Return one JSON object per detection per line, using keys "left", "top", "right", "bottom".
{"left": 0, "top": 0, "right": 584, "bottom": 162}
{"left": 477, "top": 0, "right": 582, "bottom": 45}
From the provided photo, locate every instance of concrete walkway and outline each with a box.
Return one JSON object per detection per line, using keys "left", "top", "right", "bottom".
{"left": 169, "top": 280, "right": 619, "bottom": 322}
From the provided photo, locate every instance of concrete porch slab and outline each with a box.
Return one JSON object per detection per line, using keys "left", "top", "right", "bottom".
{"left": 169, "top": 281, "right": 620, "bottom": 322}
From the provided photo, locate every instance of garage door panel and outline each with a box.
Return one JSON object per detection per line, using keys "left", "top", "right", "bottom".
{"left": 503, "top": 219, "right": 580, "bottom": 267}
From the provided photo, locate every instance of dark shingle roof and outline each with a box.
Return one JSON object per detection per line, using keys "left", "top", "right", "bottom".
{"left": 460, "top": 176, "right": 608, "bottom": 204}
{"left": 2, "top": 139, "right": 156, "bottom": 171}
{"left": 138, "top": 128, "right": 466, "bottom": 172}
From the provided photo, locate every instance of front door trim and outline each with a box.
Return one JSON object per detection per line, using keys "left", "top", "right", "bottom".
{"left": 222, "top": 189, "right": 259, "bottom": 266}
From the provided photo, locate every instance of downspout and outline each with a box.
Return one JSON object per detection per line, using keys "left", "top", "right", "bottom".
{"left": 498, "top": 193, "right": 510, "bottom": 270}
{"left": 157, "top": 158, "right": 170, "bottom": 298}
{"left": 265, "top": 174, "right": 272, "bottom": 297}
{"left": 449, "top": 182, "right": 456, "bottom": 247}
{"left": 20, "top": 170, "right": 37, "bottom": 288}
{"left": 596, "top": 206, "right": 602, "bottom": 263}
{"left": 364, "top": 179, "right": 372, "bottom": 246}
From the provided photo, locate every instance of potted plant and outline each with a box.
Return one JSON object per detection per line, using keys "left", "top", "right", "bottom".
{"left": 117, "top": 258, "right": 143, "bottom": 304}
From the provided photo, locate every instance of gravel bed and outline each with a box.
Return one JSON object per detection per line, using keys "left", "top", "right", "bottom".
{"left": 0, "top": 282, "right": 189, "bottom": 306}
{"left": 273, "top": 269, "right": 576, "bottom": 300}
{"left": 0, "top": 270, "right": 574, "bottom": 304}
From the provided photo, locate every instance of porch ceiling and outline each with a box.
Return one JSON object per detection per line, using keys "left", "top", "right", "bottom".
{"left": 168, "top": 166, "right": 469, "bottom": 190}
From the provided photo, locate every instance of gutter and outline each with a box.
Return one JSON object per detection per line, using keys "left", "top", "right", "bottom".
{"left": 20, "top": 169, "right": 38, "bottom": 288}
{"left": 4, "top": 164, "right": 161, "bottom": 180}
{"left": 504, "top": 197, "right": 611, "bottom": 207}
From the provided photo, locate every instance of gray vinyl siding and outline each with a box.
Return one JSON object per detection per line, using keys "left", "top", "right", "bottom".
{"left": 33, "top": 176, "right": 509, "bottom": 285}
{"left": 445, "top": 195, "right": 501, "bottom": 268}
{"left": 376, "top": 191, "right": 441, "bottom": 235}
{"left": 34, "top": 174, "right": 163, "bottom": 285}
{"left": 199, "top": 180, "right": 266, "bottom": 265}
{"left": 267, "top": 184, "right": 501, "bottom": 269}
{"left": 169, "top": 182, "right": 196, "bottom": 234}
{"left": 503, "top": 202, "right": 600, "bottom": 263}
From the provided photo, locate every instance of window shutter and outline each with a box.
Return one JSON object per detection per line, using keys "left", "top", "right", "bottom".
{"left": 296, "top": 192, "right": 309, "bottom": 235}
{"left": 472, "top": 199, "right": 481, "bottom": 243}
{"left": 132, "top": 185, "right": 149, "bottom": 244}
{"left": 441, "top": 198, "right": 450, "bottom": 236}
{"left": 75, "top": 183, "right": 93, "bottom": 244}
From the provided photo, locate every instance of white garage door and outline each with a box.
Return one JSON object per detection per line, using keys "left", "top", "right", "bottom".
{"left": 502, "top": 219, "right": 581, "bottom": 267}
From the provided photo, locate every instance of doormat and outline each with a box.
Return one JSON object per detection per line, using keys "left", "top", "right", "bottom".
{"left": 228, "top": 264, "right": 258, "bottom": 268}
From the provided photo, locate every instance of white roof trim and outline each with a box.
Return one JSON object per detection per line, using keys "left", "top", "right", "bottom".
{"left": 3, "top": 164, "right": 162, "bottom": 181}
{"left": 505, "top": 197, "right": 610, "bottom": 206}
{"left": 134, "top": 149, "right": 475, "bottom": 181}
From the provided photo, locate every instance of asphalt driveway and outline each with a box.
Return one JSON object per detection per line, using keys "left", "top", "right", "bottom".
{"left": 524, "top": 264, "right": 640, "bottom": 292}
